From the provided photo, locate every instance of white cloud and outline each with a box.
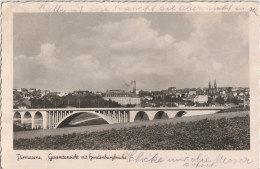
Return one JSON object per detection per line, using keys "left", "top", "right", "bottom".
{"left": 15, "top": 43, "right": 58, "bottom": 68}
{"left": 14, "top": 43, "right": 59, "bottom": 89}
{"left": 36, "top": 43, "right": 58, "bottom": 67}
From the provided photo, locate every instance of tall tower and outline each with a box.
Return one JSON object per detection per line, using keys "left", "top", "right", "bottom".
{"left": 209, "top": 80, "right": 211, "bottom": 89}
{"left": 132, "top": 81, "right": 136, "bottom": 94}
{"left": 214, "top": 79, "right": 217, "bottom": 88}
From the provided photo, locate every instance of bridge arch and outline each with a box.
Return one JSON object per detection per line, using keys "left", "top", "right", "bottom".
{"left": 175, "top": 111, "right": 187, "bottom": 117}
{"left": 33, "top": 111, "right": 43, "bottom": 129}
{"left": 154, "top": 111, "right": 169, "bottom": 120}
{"left": 13, "top": 111, "right": 21, "bottom": 123}
{"left": 55, "top": 111, "right": 110, "bottom": 128}
{"left": 134, "top": 111, "right": 149, "bottom": 121}
{"left": 23, "top": 112, "right": 32, "bottom": 129}
{"left": 13, "top": 111, "right": 23, "bottom": 131}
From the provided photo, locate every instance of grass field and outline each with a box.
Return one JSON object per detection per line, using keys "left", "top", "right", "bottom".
{"left": 14, "top": 115, "right": 249, "bottom": 150}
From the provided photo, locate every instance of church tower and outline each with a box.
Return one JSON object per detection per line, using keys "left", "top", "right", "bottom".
{"left": 214, "top": 79, "right": 217, "bottom": 88}
{"left": 208, "top": 79, "right": 218, "bottom": 96}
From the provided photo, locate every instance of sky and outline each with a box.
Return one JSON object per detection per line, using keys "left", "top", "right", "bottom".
{"left": 14, "top": 12, "right": 249, "bottom": 92}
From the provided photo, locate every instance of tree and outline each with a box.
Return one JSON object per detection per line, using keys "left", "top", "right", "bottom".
{"left": 207, "top": 97, "right": 213, "bottom": 106}
{"left": 231, "top": 97, "right": 239, "bottom": 105}
{"left": 215, "top": 96, "right": 224, "bottom": 105}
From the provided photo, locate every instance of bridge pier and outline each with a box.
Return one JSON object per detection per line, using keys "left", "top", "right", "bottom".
{"left": 52, "top": 111, "right": 54, "bottom": 128}
{"left": 42, "top": 111, "right": 48, "bottom": 129}
{"left": 124, "top": 111, "right": 126, "bottom": 123}
{"left": 31, "top": 117, "right": 34, "bottom": 130}
{"left": 47, "top": 111, "right": 51, "bottom": 129}
{"left": 20, "top": 113, "right": 24, "bottom": 125}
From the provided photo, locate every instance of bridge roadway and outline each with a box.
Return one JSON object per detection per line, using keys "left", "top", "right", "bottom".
{"left": 13, "top": 107, "right": 224, "bottom": 129}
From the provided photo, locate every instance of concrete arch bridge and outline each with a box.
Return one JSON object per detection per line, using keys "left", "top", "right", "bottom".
{"left": 13, "top": 107, "right": 224, "bottom": 130}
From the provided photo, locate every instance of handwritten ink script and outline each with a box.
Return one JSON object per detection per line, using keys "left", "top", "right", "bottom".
{"left": 38, "top": 3, "right": 258, "bottom": 16}
{"left": 128, "top": 150, "right": 253, "bottom": 168}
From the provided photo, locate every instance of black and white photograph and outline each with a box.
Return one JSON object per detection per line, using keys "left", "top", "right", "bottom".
{"left": 1, "top": 2, "right": 259, "bottom": 169}
{"left": 12, "top": 11, "right": 251, "bottom": 150}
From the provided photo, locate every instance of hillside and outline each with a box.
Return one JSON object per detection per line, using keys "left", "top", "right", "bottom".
{"left": 14, "top": 114, "right": 249, "bottom": 150}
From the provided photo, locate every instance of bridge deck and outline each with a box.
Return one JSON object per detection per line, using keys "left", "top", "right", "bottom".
{"left": 13, "top": 107, "right": 225, "bottom": 112}
{"left": 13, "top": 111, "right": 249, "bottom": 140}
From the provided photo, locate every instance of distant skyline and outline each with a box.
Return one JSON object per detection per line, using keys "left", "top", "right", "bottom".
{"left": 14, "top": 13, "right": 249, "bottom": 92}
{"left": 13, "top": 85, "right": 249, "bottom": 93}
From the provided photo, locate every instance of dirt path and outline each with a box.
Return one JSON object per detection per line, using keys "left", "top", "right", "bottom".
{"left": 14, "top": 111, "right": 249, "bottom": 140}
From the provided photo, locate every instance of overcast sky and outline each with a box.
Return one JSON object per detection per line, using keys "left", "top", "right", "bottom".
{"left": 14, "top": 12, "right": 249, "bottom": 92}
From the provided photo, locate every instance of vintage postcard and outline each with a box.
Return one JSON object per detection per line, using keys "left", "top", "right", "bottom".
{"left": 1, "top": 1, "right": 259, "bottom": 169}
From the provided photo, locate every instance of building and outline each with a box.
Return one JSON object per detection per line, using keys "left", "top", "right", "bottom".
{"left": 28, "top": 88, "right": 37, "bottom": 93}
{"left": 189, "top": 90, "right": 197, "bottom": 95}
{"left": 167, "top": 87, "right": 176, "bottom": 94}
{"left": 95, "top": 91, "right": 103, "bottom": 95}
{"left": 21, "top": 88, "right": 28, "bottom": 92}
{"left": 196, "top": 88, "right": 204, "bottom": 95}
{"left": 103, "top": 90, "right": 141, "bottom": 106}
{"left": 57, "top": 92, "right": 67, "bottom": 97}
{"left": 194, "top": 95, "right": 208, "bottom": 104}
{"left": 144, "top": 96, "right": 153, "bottom": 101}
{"left": 151, "top": 91, "right": 165, "bottom": 100}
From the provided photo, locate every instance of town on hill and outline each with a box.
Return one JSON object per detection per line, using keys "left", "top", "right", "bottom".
{"left": 13, "top": 80, "right": 250, "bottom": 109}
